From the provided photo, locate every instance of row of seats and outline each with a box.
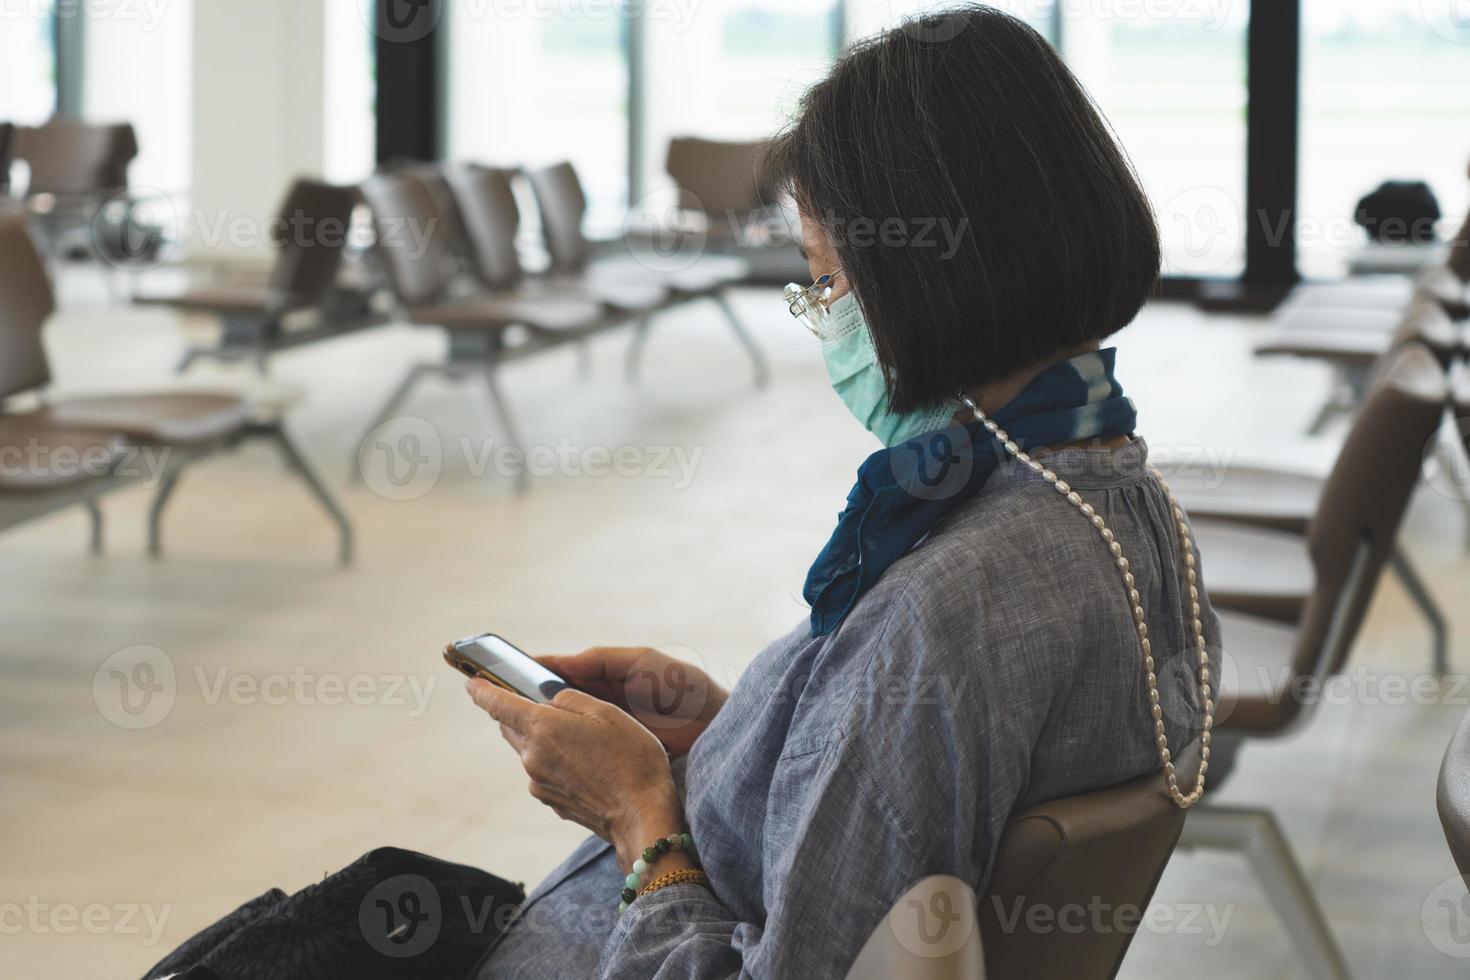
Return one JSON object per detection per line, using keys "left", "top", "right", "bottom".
{"left": 0, "top": 213, "right": 353, "bottom": 563}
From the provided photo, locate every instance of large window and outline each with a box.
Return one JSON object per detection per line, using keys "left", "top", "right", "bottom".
{"left": 0, "top": 1, "right": 57, "bottom": 126}
{"left": 447, "top": 3, "right": 630, "bottom": 232}
{"left": 846, "top": 0, "right": 1054, "bottom": 41}
{"left": 639, "top": 1, "right": 840, "bottom": 197}
{"left": 1060, "top": 4, "right": 1250, "bottom": 278}
{"left": 1299, "top": 0, "right": 1470, "bottom": 278}
{"left": 81, "top": 0, "right": 193, "bottom": 195}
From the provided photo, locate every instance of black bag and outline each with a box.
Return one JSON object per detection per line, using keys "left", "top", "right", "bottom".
{"left": 142, "top": 848, "right": 524, "bottom": 980}
{"left": 1355, "top": 180, "right": 1442, "bottom": 244}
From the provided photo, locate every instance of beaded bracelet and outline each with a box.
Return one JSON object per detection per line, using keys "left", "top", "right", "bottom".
{"left": 641, "top": 868, "right": 710, "bottom": 899}
{"left": 619, "top": 830, "right": 697, "bottom": 912}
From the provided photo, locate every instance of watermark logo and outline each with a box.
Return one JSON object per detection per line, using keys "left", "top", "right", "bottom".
{"left": 0, "top": 897, "right": 172, "bottom": 947}
{"left": 359, "top": 875, "right": 442, "bottom": 958}
{"left": 358, "top": 416, "right": 444, "bottom": 502}
{"left": 1425, "top": 417, "right": 1470, "bottom": 503}
{"left": 889, "top": 876, "right": 977, "bottom": 959}
{"left": 621, "top": 645, "right": 715, "bottom": 734}
{"left": 1159, "top": 186, "right": 1244, "bottom": 275}
{"left": 622, "top": 189, "right": 709, "bottom": 275}
{"left": 1423, "top": 875, "right": 1470, "bottom": 957}
{"left": 1422, "top": 0, "right": 1470, "bottom": 43}
{"left": 361, "top": 0, "right": 442, "bottom": 43}
{"left": 93, "top": 645, "right": 176, "bottom": 731}
{"left": 91, "top": 187, "right": 178, "bottom": 271}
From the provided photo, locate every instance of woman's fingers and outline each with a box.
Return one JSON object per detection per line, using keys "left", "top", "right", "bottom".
{"left": 467, "top": 678, "right": 542, "bottom": 733}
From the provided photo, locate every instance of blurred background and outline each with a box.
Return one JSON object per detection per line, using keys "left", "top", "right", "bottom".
{"left": 3, "top": 1, "right": 1470, "bottom": 978}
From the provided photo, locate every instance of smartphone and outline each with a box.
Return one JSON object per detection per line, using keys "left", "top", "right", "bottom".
{"left": 444, "top": 632, "right": 569, "bottom": 704}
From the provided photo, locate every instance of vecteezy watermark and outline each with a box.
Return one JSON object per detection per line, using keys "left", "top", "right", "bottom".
{"left": 0, "top": 440, "right": 170, "bottom": 487}
{"left": 92, "top": 646, "right": 439, "bottom": 730}
{"left": 1423, "top": 875, "right": 1470, "bottom": 958}
{"left": 0, "top": 898, "right": 172, "bottom": 948}
{"left": 193, "top": 666, "right": 437, "bottom": 718}
{"left": 0, "top": 0, "right": 172, "bottom": 31}
{"left": 889, "top": 877, "right": 978, "bottom": 959}
{"left": 93, "top": 645, "right": 177, "bottom": 731}
{"left": 360, "top": 876, "right": 443, "bottom": 959}
{"left": 987, "top": 896, "right": 1235, "bottom": 945}
{"left": 1425, "top": 417, "right": 1470, "bottom": 503}
{"left": 357, "top": 417, "right": 706, "bottom": 501}
{"left": 92, "top": 192, "right": 432, "bottom": 272}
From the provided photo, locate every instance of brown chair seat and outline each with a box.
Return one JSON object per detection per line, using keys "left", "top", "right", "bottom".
{"left": 1190, "top": 519, "right": 1314, "bottom": 623}
{"left": 1166, "top": 464, "right": 1321, "bottom": 531}
{"left": 0, "top": 418, "right": 127, "bottom": 491}
{"left": 1437, "top": 708, "right": 1470, "bottom": 880}
{"left": 43, "top": 392, "right": 251, "bottom": 445}
{"left": 1255, "top": 328, "right": 1388, "bottom": 365}
{"left": 1213, "top": 609, "right": 1302, "bottom": 734}
{"left": 409, "top": 295, "right": 605, "bottom": 334}
{"left": 136, "top": 283, "right": 278, "bottom": 315}
{"left": 533, "top": 275, "right": 667, "bottom": 313}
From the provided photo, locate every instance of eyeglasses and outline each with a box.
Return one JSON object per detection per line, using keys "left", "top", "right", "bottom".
{"left": 783, "top": 270, "right": 842, "bottom": 339}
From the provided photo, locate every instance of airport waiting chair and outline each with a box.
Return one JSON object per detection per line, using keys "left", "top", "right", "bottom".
{"left": 1174, "top": 343, "right": 1449, "bottom": 980}
{"left": 525, "top": 161, "right": 769, "bottom": 386}
{"left": 1438, "top": 708, "right": 1470, "bottom": 883}
{"left": 0, "top": 212, "right": 352, "bottom": 564}
{"left": 13, "top": 117, "right": 139, "bottom": 259}
{"left": 442, "top": 163, "right": 667, "bottom": 379}
{"left": 137, "top": 178, "right": 376, "bottom": 373}
{"left": 1256, "top": 278, "right": 1464, "bottom": 433}
{"left": 1165, "top": 318, "right": 1459, "bottom": 673}
{"left": 664, "top": 136, "right": 809, "bottom": 286}
{"left": 355, "top": 171, "right": 618, "bottom": 490}
{"left": 845, "top": 763, "right": 1190, "bottom": 980}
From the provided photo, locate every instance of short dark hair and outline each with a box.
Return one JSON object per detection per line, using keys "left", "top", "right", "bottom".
{"left": 762, "top": 4, "right": 1161, "bottom": 413}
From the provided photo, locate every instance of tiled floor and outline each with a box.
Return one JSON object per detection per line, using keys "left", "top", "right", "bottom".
{"left": 2, "top": 276, "right": 1468, "bottom": 978}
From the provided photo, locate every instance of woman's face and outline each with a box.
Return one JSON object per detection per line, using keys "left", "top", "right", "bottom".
{"left": 800, "top": 211, "right": 851, "bottom": 305}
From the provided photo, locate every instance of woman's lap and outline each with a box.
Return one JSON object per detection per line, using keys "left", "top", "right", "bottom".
{"left": 470, "top": 837, "right": 621, "bottom": 979}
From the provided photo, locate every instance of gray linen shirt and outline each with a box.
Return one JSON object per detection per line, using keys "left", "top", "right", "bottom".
{"left": 478, "top": 438, "right": 1218, "bottom": 979}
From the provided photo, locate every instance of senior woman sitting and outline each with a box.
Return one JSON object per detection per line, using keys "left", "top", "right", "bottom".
{"left": 468, "top": 5, "right": 1219, "bottom": 977}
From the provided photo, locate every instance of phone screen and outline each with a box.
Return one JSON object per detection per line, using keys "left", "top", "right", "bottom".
{"left": 448, "top": 633, "right": 568, "bottom": 704}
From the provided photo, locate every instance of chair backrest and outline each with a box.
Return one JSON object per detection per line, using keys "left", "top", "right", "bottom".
{"left": 1385, "top": 295, "right": 1461, "bottom": 363}
{"left": 0, "top": 212, "right": 56, "bottom": 399}
{"left": 665, "top": 136, "right": 772, "bottom": 216}
{"left": 525, "top": 161, "right": 592, "bottom": 272}
{"left": 1439, "top": 708, "right": 1470, "bottom": 883}
{"left": 1287, "top": 343, "right": 1448, "bottom": 710}
{"left": 978, "top": 767, "right": 1187, "bottom": 980}
{"left": 0, "top": 123, "right": 15, "bottom": 196}
{"left": 267, "top": 178, "right": 360, "bottom": 308}
{"left": 845, "top": 766, "right": 1186, "bottom": 980}
{"left": 357, "top": 171, "right": 454, "bottom": 308}
{"left": 442, "top": 163, "right": 525, "bottom": 290}
{"left": 14, "top": 118, "right": 138, "bottom": 197}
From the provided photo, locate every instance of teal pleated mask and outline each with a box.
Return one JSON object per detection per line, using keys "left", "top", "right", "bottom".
{"left": 820, "top": 292, "right": 957, "bottom": 447}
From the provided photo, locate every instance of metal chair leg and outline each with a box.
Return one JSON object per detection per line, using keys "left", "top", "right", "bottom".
{"left": 482, "top": 363, "right": 529, "bottom": 494}
{"left": 1390, "top": 547, "right": 1449, "bottom": 674}
{"left": 85, "top": 499, "right": 104, "bottom": 555}
{"left": 1178, "top": 805, "right": 1350, "bottom": 980}
{"left": 350, "top": 363, "right": 436, "bottom": 485}
{"left": 625, "top": 315, "right": 653, "bottom": 383}
{"left": 267, "top": 423, "right": 354, "bottom": 567}
{"left": 148, "top": 470, "right": 183, "bottom": 559}
{"left": 711, "top": 291, "right": 769, "bottom": 389}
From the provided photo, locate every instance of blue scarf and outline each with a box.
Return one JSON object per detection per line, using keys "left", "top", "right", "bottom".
{"left": 804, "top": 348, "right": 1137, "bottom": 637}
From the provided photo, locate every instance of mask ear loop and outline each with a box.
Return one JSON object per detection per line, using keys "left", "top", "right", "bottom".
{"left": 783, "top": 270, "right": 843, "bottom": 338}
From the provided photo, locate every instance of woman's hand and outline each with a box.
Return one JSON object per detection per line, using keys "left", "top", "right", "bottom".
{"left": 537, "top": 647, "right": 729, "bottom": 758}
{"left": 467, "top": 679, "right": 691, "bottom": 872}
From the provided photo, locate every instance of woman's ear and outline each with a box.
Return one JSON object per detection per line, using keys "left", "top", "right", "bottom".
{"left": 798, "top": 211, "right": 850, "bottom": 302}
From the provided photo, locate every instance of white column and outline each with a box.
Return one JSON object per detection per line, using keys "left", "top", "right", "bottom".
{"left": 189, "top": 0, "right": 331, "bottom": 260}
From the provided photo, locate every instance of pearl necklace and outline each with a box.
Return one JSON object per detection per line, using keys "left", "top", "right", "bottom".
{"left": 960, "top": 396, "right": 1213, "bottom": 808}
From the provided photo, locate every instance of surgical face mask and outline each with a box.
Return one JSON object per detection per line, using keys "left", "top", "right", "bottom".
{"left": 817, "top": 292, "right": 957, "bottom": 447}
